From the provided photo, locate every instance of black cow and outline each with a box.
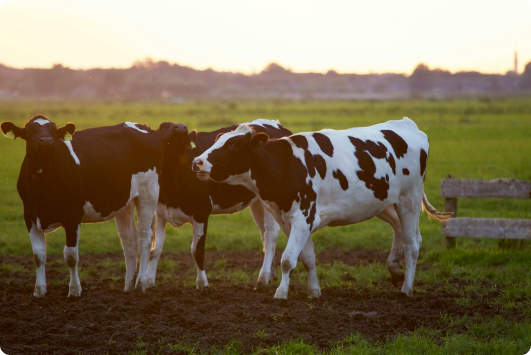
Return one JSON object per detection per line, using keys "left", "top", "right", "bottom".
{"left": 146, "top": 119, "right": 292, "bottom": 289}
{"left": 1, "top": 116, "right": 162, "bottom": 297}
{"left": 193, "top": 118, "right": 451, "bottom": 299}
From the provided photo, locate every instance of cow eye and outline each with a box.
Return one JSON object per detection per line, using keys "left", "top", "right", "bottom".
{"left": 229, "top": 142, "right": 239, "bottom": 150}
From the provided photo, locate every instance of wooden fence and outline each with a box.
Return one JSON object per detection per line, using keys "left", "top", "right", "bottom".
{"left": 440, "top": 177, "right": 531, "bottom": 248}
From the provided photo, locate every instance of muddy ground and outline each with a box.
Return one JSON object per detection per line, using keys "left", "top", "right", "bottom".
{"left": 0, "top": 250, "right": 516, "bottom": 354}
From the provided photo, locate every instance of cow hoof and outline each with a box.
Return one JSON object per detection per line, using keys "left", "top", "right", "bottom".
{"left": 308, "top": 288, "right": 321, "bottom": 299}
{"left": 273, "top": 288, "right": 288, "bottom": 299}
{"left": 400, "top": 288, "right": 413, "bottom": 297}
{"left": 256, "top": 275, "right": 270, "bottom": 287}
{"left": 196, "top": 279, "right": 209, "bottom": 290}
{"left": 145, "top": 278, "right": 155, "bottom": 289}
{"left": 68, "top": 288, "right": 81, "bottom": 297}
{"left": 134, "top": 279, "right": 148, "bottom": 292}
{"left": 33, "top": 285, "right": 47, "bottom": 298}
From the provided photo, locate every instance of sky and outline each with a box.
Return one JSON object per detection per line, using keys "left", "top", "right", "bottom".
{"left": 0, "top": 0, "right": 531, "bottom": 74}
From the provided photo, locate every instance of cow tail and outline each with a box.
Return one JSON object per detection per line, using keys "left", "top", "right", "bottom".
{"left": 421, "top": 193, "right": 453, "bottom": 221}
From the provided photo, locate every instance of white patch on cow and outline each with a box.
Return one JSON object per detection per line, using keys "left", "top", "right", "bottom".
{"left": 190, "top": 219, "right": 209, "bottom": 289}
{"left": 36, "top": 217, "right": 61, "bottom": 233}
{"left": 37, "top": 169, "right": 42, "bottom": 174}
{"left": 81, "top": 168, "right": 159, "bottom": 223}
{"left": 34, "top": 118, "right": 51, "bottom": 125}
{"left": 63, "top": 141, "right": 80, "bottom": 165}
{"left": 244, "top": 118, "right": 281, "bottom": 129}
{"left": 29, "top": 222, "right": 47, "bottom": 297}
{"left": 163, "top": 205, "right": 192, "bottom": 228}
{"left": 125, "top": 122, "right": 148, "bottom": 133}
{"left": 64, "top": 225, "right": 81, "bottom": 297}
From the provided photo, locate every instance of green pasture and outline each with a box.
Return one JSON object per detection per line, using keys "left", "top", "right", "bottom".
{"left": 1, "top": 98, "right": 530, "bottom": 354}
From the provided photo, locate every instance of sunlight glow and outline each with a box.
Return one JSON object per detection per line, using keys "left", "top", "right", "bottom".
{"left": 0, "top": 0, "right": 530, "bottom": 74}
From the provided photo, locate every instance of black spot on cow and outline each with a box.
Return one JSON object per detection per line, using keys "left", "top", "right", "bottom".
{"left": 403, "top": 168, "right": 410, "bottom": 175}
{"left": 420, "top": 149, "right": 428, "bottom": 176}
{"left": 381, "top": 130, "right": 408, "bottom": 159}
{"left": 291, "top": 135, "right": 308, "bottom": 150}
{"left": 388, "top": 153, "right": 396, "bottom": 175}
{"left": 349, "top": 137, "right": 390, "bottom": 201}
{"left": 313, "top": 133, "right": 334, "bottom": 157}
{"left": 332, "top": 169, "right": 349, "bottom": 190}
{"left": 291, "top": 135, "right": 327, "bottom": 180}
{"left": 305, "top": 151, "right": 327, "bottom": 179}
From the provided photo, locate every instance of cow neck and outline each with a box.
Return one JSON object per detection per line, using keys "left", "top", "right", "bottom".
{"left": 24, "top": 141, "right": 80, "bottom": 212}
{"left": 249, "top": 139, "right": 291, "bottom": 203}
{"left": 161, "top": 143, "right": 195, "bottom": 201}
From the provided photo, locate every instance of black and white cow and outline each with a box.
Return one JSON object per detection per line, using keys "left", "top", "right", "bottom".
{"left": 1, "top": 116, "right": 162, "bottom": 297}
{"left": 192, "top": 118, "right": 451, "bottom": 299}
{"left": 146, "top": 119, "right": 292, "bottom": 289}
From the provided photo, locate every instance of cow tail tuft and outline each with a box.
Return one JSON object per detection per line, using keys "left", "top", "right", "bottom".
{"left": 422, "top": 193, "right": 453, "bottom": 221}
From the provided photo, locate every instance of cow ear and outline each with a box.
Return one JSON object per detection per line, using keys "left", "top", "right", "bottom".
{"left": 215, "top": 132, "right": 225, "bottom": 142}
{"left": 58, "top": 123, "right": 76, "bottom": 141}
{"left": 250, "top": 132, "right": 269, "bottom": 149}
{"left": 188, "top": 130, "right": 198, "bottom": 149}
{"left": 1, "top": 122, "right": 26, "bottom": 140}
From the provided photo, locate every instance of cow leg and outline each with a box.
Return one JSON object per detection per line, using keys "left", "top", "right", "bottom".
{"left": 250, "top": 201, "right": 280, "bottom": 287}
{"left": 396, "top": 194, "right": 423, "bottom": 297}
{"left": 300, "top": 236, "right": 321, "bottom": 298}
{"left": 191, "top": 219, "right": 209, "bottom": 289}
{"left": 274, "top": 222, "right": 311, "bottom": 299}
{"left": 64, "top": 224, "right": 82, "bottom": 297}
{"left": 146, "top": 214, "right": 166, "bottom": 289}
{"left": 115, "top": 201, "right": 138, "bottom": 292}
{"left": 29, "top": 223, "right": 47, "bottom": 297}
{"left": 134, "top": 191, "right": 159, "bottom": 292}
{"left": 376, "top": 205, "right": 405, "bottom": 288}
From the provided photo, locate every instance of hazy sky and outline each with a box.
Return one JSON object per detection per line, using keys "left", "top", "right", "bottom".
{"left": 1, "top": 0, "right": 530, "bottom": 74}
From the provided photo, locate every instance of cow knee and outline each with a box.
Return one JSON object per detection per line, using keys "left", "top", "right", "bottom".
{"left": 33, "top": 254, "right": 45, "bottom": 268}
{"left": 281, "top": 257, "right": 296, "bottom": 274}
{"left": 64, "top": 248, "right": 78, "bottom": 267}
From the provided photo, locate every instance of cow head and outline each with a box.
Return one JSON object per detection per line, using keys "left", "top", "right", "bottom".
{"left": 156, "top": 122, "right": 196, "bottom": 149}
{"left": 192, "top": 124, "right": 268, "bottom": 182}
{"left": 1, "top": 115, "right": 75, "bottom": 166}
{"left": 157, "top": 122, "right": 197, "bottom": 165}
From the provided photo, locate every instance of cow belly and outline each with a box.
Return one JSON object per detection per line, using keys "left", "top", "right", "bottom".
{"left": 315, "top": 198, "right": 390, "bottom": 230}
{"left": 211, "top": 197, "right": 257, "bottom": 215}
{"left": 81, "top": 200, "right": 127, "bottom": 223}
{"left": 81, "top": 169, "right": 158, "bottom": 223}
{"left": 166, "top": 206, "right": 192, "bottom": 227}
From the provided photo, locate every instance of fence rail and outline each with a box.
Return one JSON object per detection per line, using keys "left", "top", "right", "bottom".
{"left": 440, "top": 177, "right": 531, "bottom": 248}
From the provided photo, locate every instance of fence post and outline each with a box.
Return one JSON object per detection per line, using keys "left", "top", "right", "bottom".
{"left": 445, "top": 174, "right": 457, "bottom": 249}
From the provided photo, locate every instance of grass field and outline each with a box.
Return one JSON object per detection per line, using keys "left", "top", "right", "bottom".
{"left": 0, "top": 98, "right": 530, "bottom": 354}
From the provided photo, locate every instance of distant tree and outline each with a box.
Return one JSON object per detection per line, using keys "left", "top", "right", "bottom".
{"left": 410, "top": 63, "right": 433, "bottom": 93}
{"left": 104, "top": 69, "right": 125, "bottom": 88}
{"left": 326, "top": 69, "right": 338, "bottom": 76}
{"left": 261, "top": 62, "right": 291, "bottom": 75}
{"left": 519, "top": 61, "right": 531, "bottom": 90}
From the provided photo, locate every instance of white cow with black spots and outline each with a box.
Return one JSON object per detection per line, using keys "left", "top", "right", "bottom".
{"left": 192, "top": 118, "right": 450, "bottom": 299}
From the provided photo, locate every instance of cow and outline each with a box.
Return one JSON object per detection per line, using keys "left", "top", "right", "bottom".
{"left": 1, "top": 115, "right": 162, "bottom": 297}
{"left": 146, "top": 119, "right": 292, "bottom": 289}
{"left": 192, "top": 117, "right": 451, "bottom": 299}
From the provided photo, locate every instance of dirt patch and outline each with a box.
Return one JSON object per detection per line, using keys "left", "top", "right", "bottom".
{"left": 0, "top": 251, "right": 518, "bottom": 354}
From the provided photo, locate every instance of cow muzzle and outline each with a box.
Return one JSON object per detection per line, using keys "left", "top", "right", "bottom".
{"left": 192, "top": 158, "right": 210, "bottom": 181}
